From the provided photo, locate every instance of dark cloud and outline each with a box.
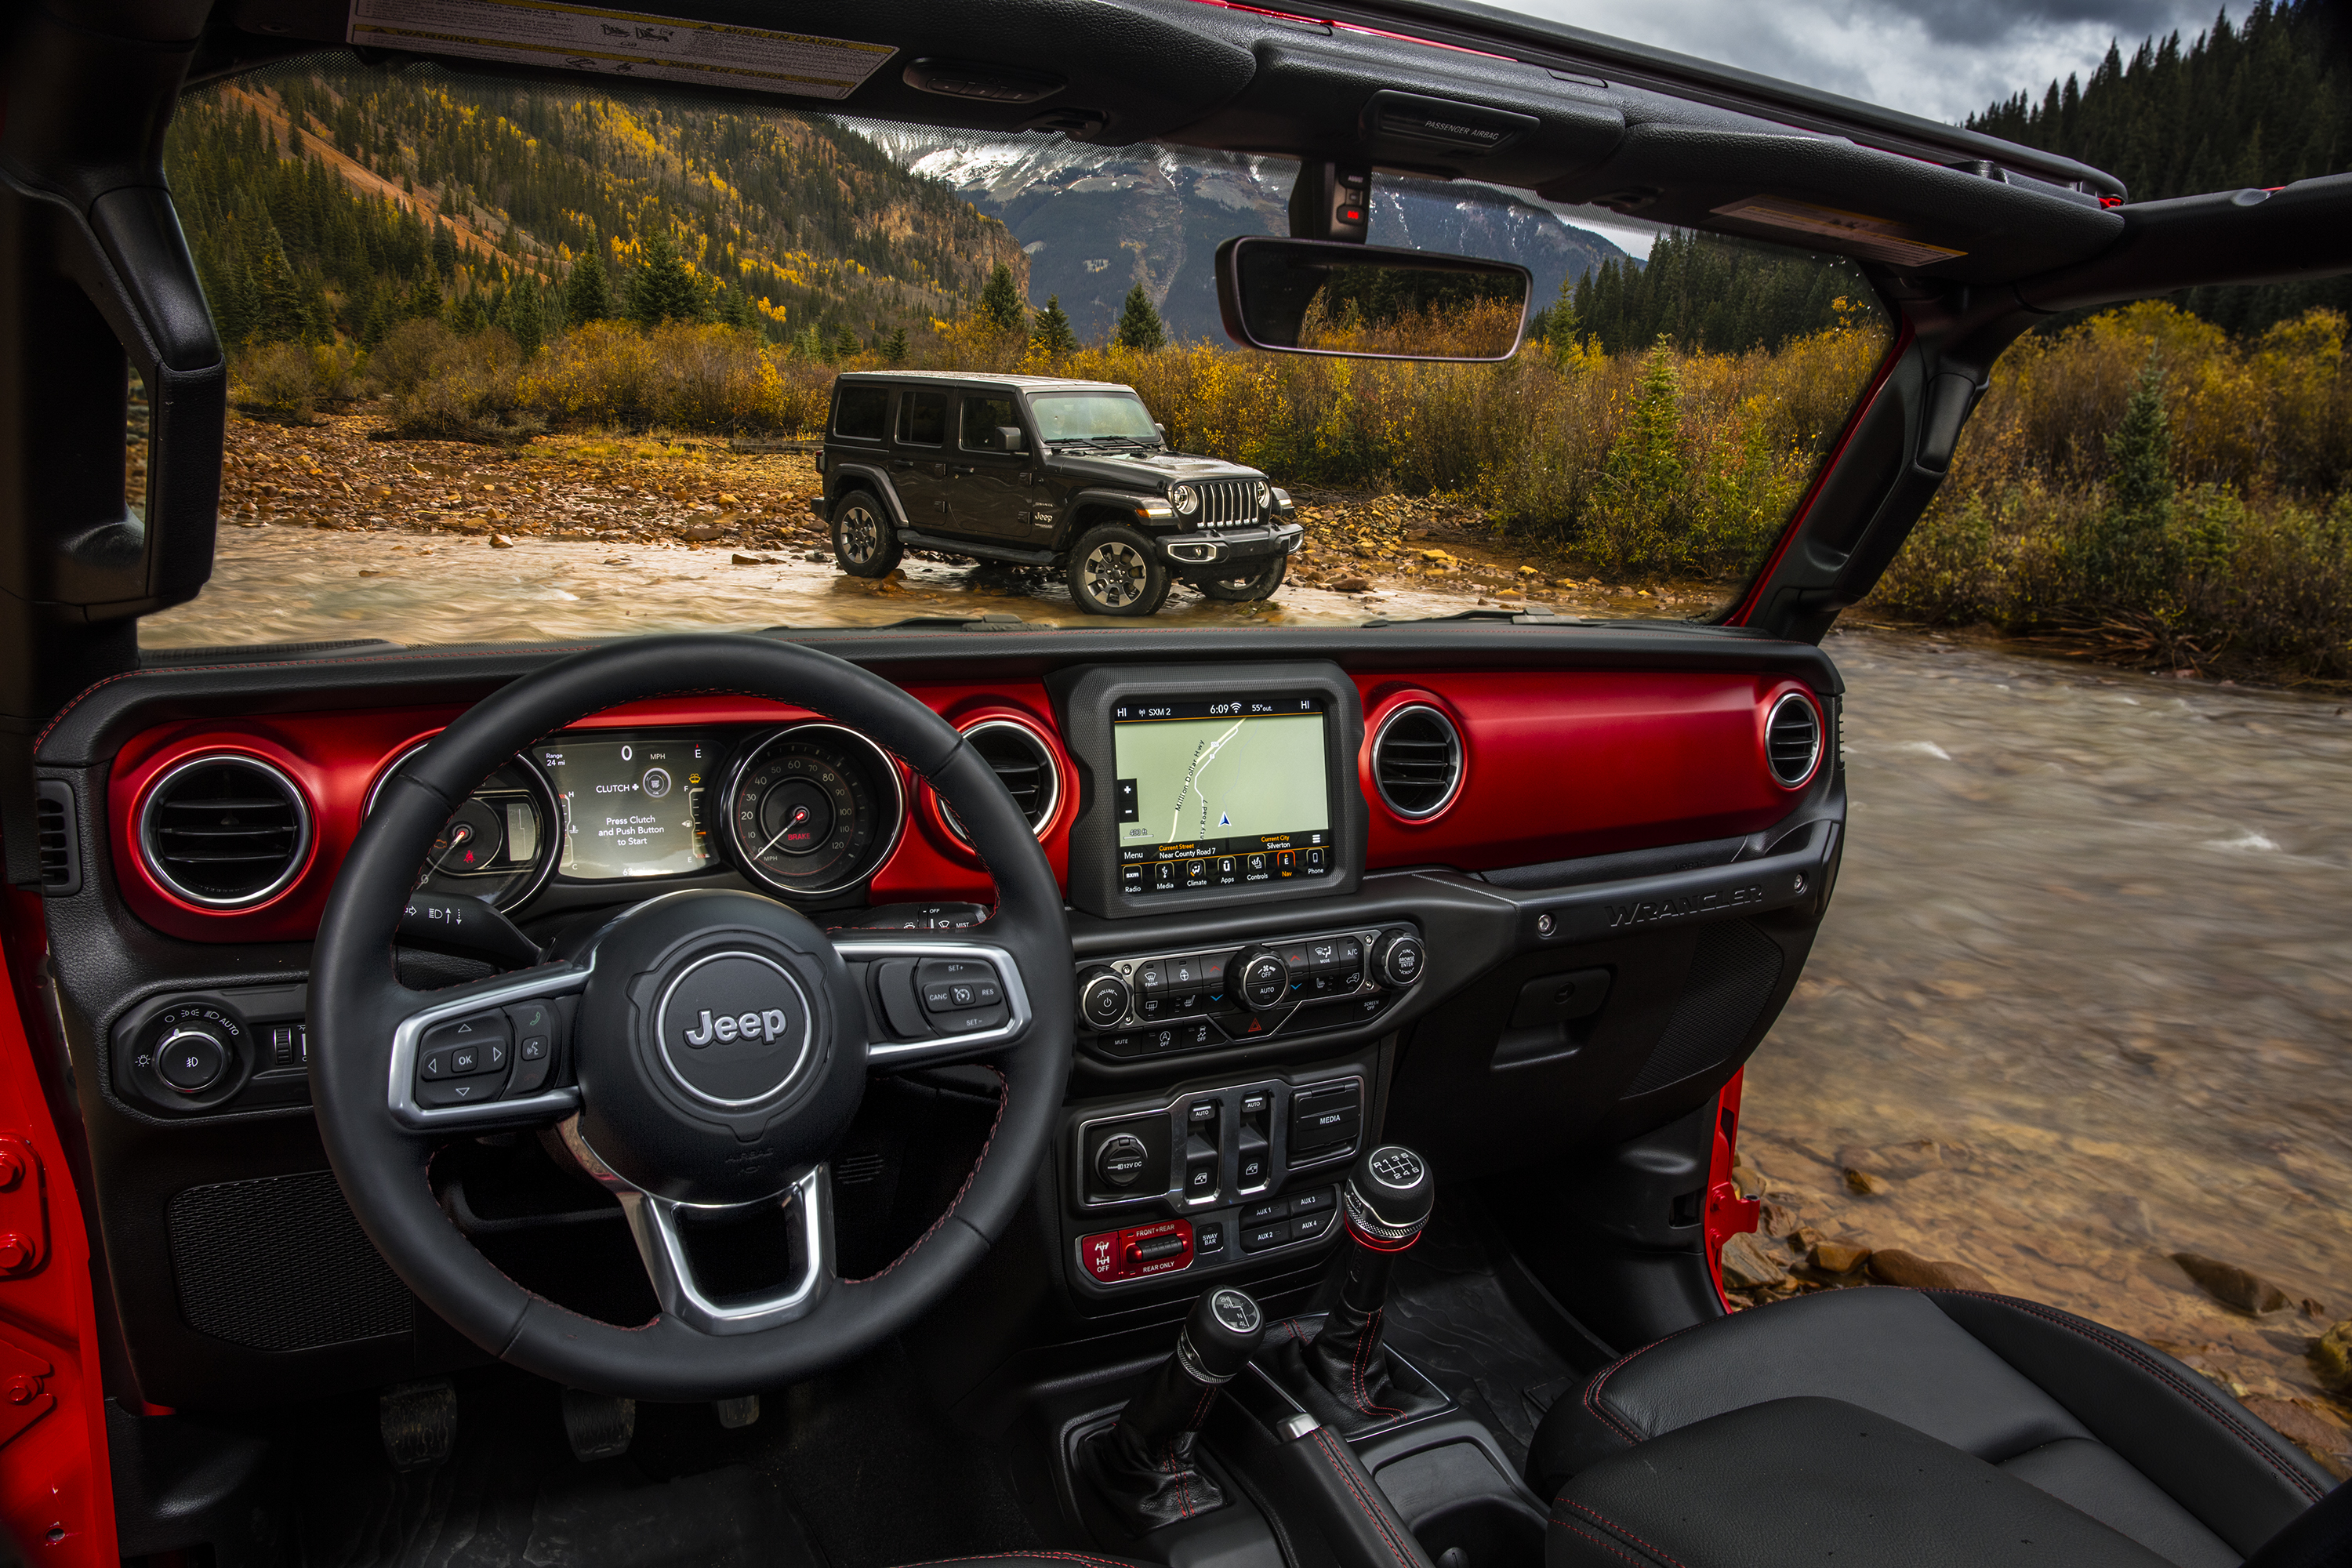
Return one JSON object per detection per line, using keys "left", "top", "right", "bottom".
{"left": 1510, "top": 0, "right": 2224, "bottom": 122}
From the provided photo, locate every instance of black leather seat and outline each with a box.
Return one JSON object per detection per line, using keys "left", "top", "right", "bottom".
{"left": 1527, "top": 1287, "right": 2339, "bottom": 1568}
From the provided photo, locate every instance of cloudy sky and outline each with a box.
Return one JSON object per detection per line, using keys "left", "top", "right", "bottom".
{"left": 1497, "top": 0, "right": 2230, "bottom": 125}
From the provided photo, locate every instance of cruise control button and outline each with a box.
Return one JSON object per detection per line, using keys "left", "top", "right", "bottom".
{"left": 935, "top": 1004, "right": 1009, "bottom": 1035}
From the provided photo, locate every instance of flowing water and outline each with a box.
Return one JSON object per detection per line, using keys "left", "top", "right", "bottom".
{"left": 1744, "top": 626, "right": 2352, "bottom": 1465}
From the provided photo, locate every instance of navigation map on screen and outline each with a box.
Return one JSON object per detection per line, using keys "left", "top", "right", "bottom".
{"left": 1111, "top": 695, "right": 1331, "bottom": 895}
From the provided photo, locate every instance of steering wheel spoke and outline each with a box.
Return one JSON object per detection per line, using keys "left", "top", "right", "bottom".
{"left": 560, "top": 1116, "right": 833, "bottom": 1336}
{"left": 833, "top": 935, "right": 1037, "bottom": 1070}
{"left": 383, "top": 964, "right": 590, "bottom": 1132}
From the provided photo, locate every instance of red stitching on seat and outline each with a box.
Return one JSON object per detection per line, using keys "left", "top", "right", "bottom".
{"left": 843, "top": 1066, "right": 1008, "bottom": 1284}
{"left": 1928, "top": 1290, "right": 2328, "bottom": 1503}
{"left": 1578, "top": 1313, "right": 1732, "bottom": 1447}
{"left": 1547, "top": 1515, "right": 1669, "bottom": 1568}
{"left": 1552, "top": 1497, "right": 1695, "bottom": 1568}
{"left": 1311, "top": 1425, "right": 1418, "bottom": 1568}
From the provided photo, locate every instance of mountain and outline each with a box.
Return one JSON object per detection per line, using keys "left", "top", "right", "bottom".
{"left": 164, "top": 60, "right": 1029, "bottom": 348}
{"left": 853, "top": 126, "right": 1631, "bottom": 342}
{"left": 1968, "top": 0, "right": 2350, "bottom": 332}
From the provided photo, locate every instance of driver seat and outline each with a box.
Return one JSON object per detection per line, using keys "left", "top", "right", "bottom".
{"left": 1527, "top": 1287, "right": 2342, "bottom": 1568}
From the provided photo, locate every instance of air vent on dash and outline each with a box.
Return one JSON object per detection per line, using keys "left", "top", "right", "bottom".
{"left": 140, "top": 756, "right": 311, "bottom": 909}
{"left": 34, "top": 779, "right": 78, "bottom": 897}
{"left": 1373, "top": 705, "right": 1464, "bottom": 819}
{"left": 942, "top": 720, "right": 1061, "bottom": 843}
{"left": 1766, "top": 693, "right": 1824, "bottom": 787}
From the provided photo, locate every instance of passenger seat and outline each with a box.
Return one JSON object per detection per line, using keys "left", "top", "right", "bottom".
{"left": 1527, "top": 1287, "right": 2339, "bottom": 1568}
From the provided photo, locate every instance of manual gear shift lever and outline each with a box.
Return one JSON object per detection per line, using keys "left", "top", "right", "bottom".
{"left": 1280, "top": 1144, "right": 1446, "bottom": 1433}
{"left": 1083, "top": 1285, "right": 1266, "bottom": 1531}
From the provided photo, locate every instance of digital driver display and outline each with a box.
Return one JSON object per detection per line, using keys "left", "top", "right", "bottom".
{"left": 1111, "top": 695, "right": 1333, "bottom": 895}
{"left": 538, "top": 735, "right": 715, "bottom": 879}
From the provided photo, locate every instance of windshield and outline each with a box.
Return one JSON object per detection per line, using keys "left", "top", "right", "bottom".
{"left": 1030, "top": 393, "right": 1159, "bottom": 445}
{"left": 141, "top": 56, "right": 1893, "bottom": 648}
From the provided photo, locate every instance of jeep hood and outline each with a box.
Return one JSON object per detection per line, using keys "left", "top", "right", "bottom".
{"left": 1048, "top": 450, "right": 1265, "bottom": 486}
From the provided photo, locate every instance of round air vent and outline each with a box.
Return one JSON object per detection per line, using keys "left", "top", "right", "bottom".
{"left": 139, "top": 755, "right": 311, "bottom": 909}
{"left": 1372, "top": 704, "right": 1463, "bottom": 819}
{"left": 941, "top": 718, "right": 1061, "bottom": 843}
{"left": 1766, "top": 691, "right": 1824, "bottom": 787}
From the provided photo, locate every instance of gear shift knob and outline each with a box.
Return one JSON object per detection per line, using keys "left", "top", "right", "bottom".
{"left": 1182, "top": 1285, "right": 1268, "bottom": 1382}
{"left": 1342, "top": 1144, "right": 1435, "bottom": 1248}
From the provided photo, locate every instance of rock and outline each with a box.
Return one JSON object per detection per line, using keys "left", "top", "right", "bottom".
{"left": 1730, "top": 1162, "right": 1768, "bottom": 1200}
{"left": 357, "top": 568, "right": 381, "bottom": 577}
{"left": 805, "top": 550, "right": 829, "bottom": 563}
{"left": 2239, "top": 1396, "right": 2350, "bottom": 1472}
{"left": 1759, "top": 1201, "right": 1801, "bottom": 1239}
{"left": 684, "top": 522, "right": 724, "bottom": 542}
{"left": 2171, "top": 1253, "right": 2292, "bottom": 1314}
{"left": 488, "top": 533, "right": 514, "bottom": 548}
{"left": 1843, "top": 1167, "right": 1894, "bottom": 1196}
{"left": 1331, "top": 575, "right": 1372, "bottom": 593}
{"left": 1866, "top": 1249, "right": 1994, "bottom": 1291}
{"left": 1838, "top": 1140, "right": 1947, "bottom": 1178}
{"left": 1719, "top": 1231, "right": 1788, "bottom": 1290}
{"left": 2309, "top": 1319, "right": 2352, "bottom": 1389}
{"left": 1517, "top": 564, "right": 1539, "bottom": 576}
{"left": 1812, "top": 1242, "right": 1871, "bottom": 1275}
{"left": 730, "top": 552, "right": 773, "bottom": 565}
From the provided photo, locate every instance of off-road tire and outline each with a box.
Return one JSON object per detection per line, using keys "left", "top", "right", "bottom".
{"left": 830, "top": 492, "right": 902, "bottom": 578}
{"left": 1192, "top": 554, "right": 1287, "bottom": 601}
{"left": 1067, "top": 522, "right": 1171, "bottom": 616}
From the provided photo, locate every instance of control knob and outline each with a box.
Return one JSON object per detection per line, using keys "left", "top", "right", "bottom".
{"left": 152, "top": 1022, "right": 231, "bottom": 1094}
{"left": 1078, "top": 967, "right": 1131, "bottom": 1030}
{"left": 1233, "top": 946, "right": 1290, "bottom": 1011}
{"left": 1372, "top": 931, "right": 1425, "bottom": 989}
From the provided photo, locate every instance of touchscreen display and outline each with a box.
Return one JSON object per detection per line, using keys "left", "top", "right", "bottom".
{"left": 538, "top": 735, "right": 714, "bottom": 879}
{"left": 1111, "top": 695, "right": 1332, "bottom": 894}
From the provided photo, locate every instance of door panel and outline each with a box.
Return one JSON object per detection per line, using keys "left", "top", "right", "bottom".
{"left": 952, "top": 392, "right": 1034, "bottom": 543}
{"left": 890, "top": 389, "right": 952, "bottom": 525}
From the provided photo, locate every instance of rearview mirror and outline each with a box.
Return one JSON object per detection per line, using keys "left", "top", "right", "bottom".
{"left": 1214, "top": 236, "right": 1531, "bottom": 361}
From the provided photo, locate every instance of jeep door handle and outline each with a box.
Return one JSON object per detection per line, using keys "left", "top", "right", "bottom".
{"left": 888, "top": 459, "right": 913, "bottom": 471}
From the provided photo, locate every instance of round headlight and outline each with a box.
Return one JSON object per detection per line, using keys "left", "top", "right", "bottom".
{"left": 1254, "top": 480, "right": 1272, "bottom": 509}
{"left": 1168, "top": 484, "right": 1199, "bottom": 515}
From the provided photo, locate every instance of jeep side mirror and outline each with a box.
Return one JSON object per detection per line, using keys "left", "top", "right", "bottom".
{"left": 994, "top": 425, "right": 1028, "bottom": 454}
{"left": 1155, "top": 423, "right": 1168, "bottom": 445}
{"left": 1214, "top": 234, "right": 1530, "bottom": 362}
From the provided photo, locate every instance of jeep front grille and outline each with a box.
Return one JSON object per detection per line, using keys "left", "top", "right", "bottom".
{"left": 1197, "top": 480, "right": 1259, "bottom": 526}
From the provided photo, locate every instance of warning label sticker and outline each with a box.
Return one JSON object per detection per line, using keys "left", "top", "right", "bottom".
{"left": 347, "top": 0, "right": 894, "bottom": 100}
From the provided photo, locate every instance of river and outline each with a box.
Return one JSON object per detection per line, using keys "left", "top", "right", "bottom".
{"left": 1744, "top": 626, "right": 2352, "bottom": 1469}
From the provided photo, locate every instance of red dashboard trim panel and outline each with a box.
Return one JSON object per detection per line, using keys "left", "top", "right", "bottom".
{"left": 111, "top": 673, "right": 1813, "bottom": 943}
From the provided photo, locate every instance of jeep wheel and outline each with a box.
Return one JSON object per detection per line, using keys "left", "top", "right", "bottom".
{"left": 830, "top": 492, "right": 902, "bottom": 578}
{"left": 1192, "top": 554, "right": 1287, "bottom": 601}
{"left": 1068, "top": 523, "right": 1171, "bottom": 616}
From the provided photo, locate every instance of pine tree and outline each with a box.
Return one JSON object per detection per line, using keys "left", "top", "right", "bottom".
{"left": 252, "top": 222, "right": 306, "bottom": 343}
{"left": 404, "top": 272, "right": 444, "bottom": 323}
{"left": 450, "top": 289, "right": 489, "bottom": 336}
{"left": 794, "top": 323, "right": 825, "bottom": 361}
{"left": 627, "top": 227, "right": 706, "bottom": 328}
{"left": 1114, "top": 284, "right": 1167, "bottom": 350}
{"left": 1033, "top": 295, "right": 1080, "bottom": 356}
{"left": 430, "top": 221, "right": 459, "bottom": 281}
{"left": 503, "top": 274, "right": 544, "bottom": 354}
{"left": 720, "top": 288, "right": 757, "bottom": 332}
{"left": 979, "top": 262, "right": 1027, "bottom": 336}
{"left": 359, "top": 291, "right": 390, "bottom": 349}
{"left": 884, "top": 325, "right": 909, "bottom": 365}
{"left": 2107, "top": 358, "right": 2174, "bottom": 522}
{"left": 833, "top": 324, "right": 862, "bottom": 360}
{"left": 565, "top": 249, "right": 610, "bottom": 327}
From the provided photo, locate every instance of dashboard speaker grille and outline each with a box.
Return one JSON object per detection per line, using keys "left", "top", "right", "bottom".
{"left": 1766, "top": 693, "right": 1823, "bottom": 786}
{"left": 942, "top": 720, "right": 1058, "bottom": 841}
{"left": 168, "top": 1172, "right": 412, "bottom": 1351}
{"left": 141, "top": 756, "right": 310, "bottom": 907}
{"left": 1373, "top": 705, "right": 1462, "bottom": 818}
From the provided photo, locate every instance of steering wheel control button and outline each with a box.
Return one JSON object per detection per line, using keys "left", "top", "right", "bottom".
{"left": 1094, "top": 1133, "right": 1150, "bottom": 1189}
{"left": 653, "top": 950, "right": 814, "bottom": 1109}
{"left": 1079, "top": 1218, "right": 1194, "bottom": 1283}
{"left": 154, "top": 1028, "right": 228, "bottom": 1094}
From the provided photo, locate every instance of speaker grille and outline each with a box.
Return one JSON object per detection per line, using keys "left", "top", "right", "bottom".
{"left": 1627, "top": 920, "right": 1785, "bottom": 1095}
{"left": 169, "top": 1172, "right": 412, "bottom": 1351}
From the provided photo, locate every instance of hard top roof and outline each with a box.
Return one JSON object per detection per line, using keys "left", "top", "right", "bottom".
{"left": 836, "top": 371, "right": 1139, "bottom": 394}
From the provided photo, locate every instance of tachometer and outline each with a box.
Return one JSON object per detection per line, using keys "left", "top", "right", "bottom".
{"left": 721, "top": 724, "right": 906, "bottom": 898}
{"left": 367, "top": 750, "right": 560, "bottom": 913}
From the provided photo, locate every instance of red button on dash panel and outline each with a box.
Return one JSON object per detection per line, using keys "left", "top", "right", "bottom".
{"left": 1080, "top": 1217, "right": 1195, "bottom": 1283}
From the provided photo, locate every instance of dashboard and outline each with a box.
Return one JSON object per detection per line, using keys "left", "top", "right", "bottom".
{"left": 31, "top": 625, "right": 1846, "bottom": 1409}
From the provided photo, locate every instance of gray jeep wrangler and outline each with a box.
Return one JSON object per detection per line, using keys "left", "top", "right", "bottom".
{"left": 814, "top": 371, "right": 1301, "bottom": 615}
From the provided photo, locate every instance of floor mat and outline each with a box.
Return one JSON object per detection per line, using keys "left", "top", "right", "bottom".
{"left": 289, "top": 1342, "right": 1042, "bottom": 1568}
{"left": 1374, "top": 1192, "right": 1589, "bottom": 1472}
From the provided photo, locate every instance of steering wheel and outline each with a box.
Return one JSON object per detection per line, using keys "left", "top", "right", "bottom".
{"left": 310, "top": 634, "right": 1073, "bottom": 1401}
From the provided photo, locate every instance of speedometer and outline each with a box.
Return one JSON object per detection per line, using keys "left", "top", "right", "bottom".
{"left": 721, "top": 724, "right": 906, "bottom": 898}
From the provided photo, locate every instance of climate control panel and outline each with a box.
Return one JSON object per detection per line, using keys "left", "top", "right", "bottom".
{"left": 1074, "top": 923, "right": 1422, "bottom": 1060}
